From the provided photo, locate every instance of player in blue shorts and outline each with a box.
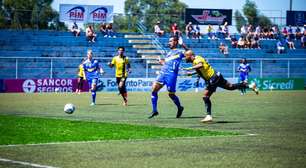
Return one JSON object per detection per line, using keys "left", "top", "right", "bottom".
{"left": 149, "top": 37, "right": 187, "bottom": 119}
{"left": 83, "top": 49, "right": 104, "bottom": 105}
{"left": 237, "top": 58, "right": 253, "bottom": 95}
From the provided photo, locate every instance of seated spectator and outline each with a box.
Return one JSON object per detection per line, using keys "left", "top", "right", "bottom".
{"left": 238, "top": 37, "right": 246, "bottom": 49}
{"left": 100, "top": 23, "right": 107, "bottom": 37}
{"left": 295, "top": 27, "right": 302, "bottom": 40}
{"left": 301, "top": 34, "right": 305, "bottom": 48}
{"left": 288, "top": 25, "right": 295, "bottom": 41}
{"left": 154, "top": 21, "right": 164, "bottom": 37}
{"left": 219, "top": 42, "right": 229, "bottom": 56}
{"left": 282, "top": 27, "right": 288, "bottom": 37}
{"left": 240, "top": 25, "right": 247, "bottom": 38}
{"left": 70, "top": 22, "right": 81, "bottom": 37}
{"left": 185, "top": 22, "right": 195, "bottom": 39}
{"left": 194, "top": 24, "right": 202, "bottom": 39}
{"left": 106, "top": 23, "right": 116, "bottom": 38}
{"left": 277, "top": 40, "right": 285, "bottom": 54}
{"left": 255, "top": 25, "right": 262, "bottom": 38}
{"left": 207, "top": 25, "right": 215, "bottom": 39}
{"left": 86, "top": 25, "right": 97, "bottom": 42}
{"left": 230, "top": 35, "right": 238, "bottom": 48}
{"left": 170, "top": 22, "right": 181, "bottom": 38}
{"left": 286, "top": 36, "right": 296, "bottom": 49}
{"left": 251, "top": 36, "right": 260, "bottom": 49}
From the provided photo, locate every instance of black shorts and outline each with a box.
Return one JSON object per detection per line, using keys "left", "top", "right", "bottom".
{"left": 116, "top": 77, "right": 127, "bottom": 85}
{"left": 205, "top": 72, "right": 228, "bottom": 93}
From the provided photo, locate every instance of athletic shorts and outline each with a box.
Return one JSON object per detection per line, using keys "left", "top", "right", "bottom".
{"left": 205, "top": 72, "right": 228, "bottom": 93}
{"left": 239, "top": 74, "right": 248, "bottom": 83}
{"left": 156, "top": 73, "right": 177, "bottom": 93}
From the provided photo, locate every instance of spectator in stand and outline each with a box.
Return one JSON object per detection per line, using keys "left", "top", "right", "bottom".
{"left": 170, "top": 23, "right": 181, "bottom": 38}
{"left": 194, "top": 25, "right": 202, "bottom": 39}
{"left": 295, "top": 27, "right": 302, "bottom": 40}
{"left": 240, "top": 25, "right": 247, "bottom": 38}
{"left": 223, "top": 22, "right": 230, "bottom": 39}
{"left": 70, "top": 22, "right": 81, "bottom": 37}
{"left": 251, "top": 36, "right": 260, "bottom": 49}
{"left": 106, "top": 23, "right": 116, "bottom": 38}
{"left": 216, "top": 25, "right": 223, "bottom": 39}
{"left": 277, "top": 40, "right": 285, "bottom": 54}
{"left": 288, "top": 25, "right": 295, "bottom": 40}
{"left": 282, "top": 27, "right": 288, "bottom": 37}
{"left": 185, "top": 22, "right": 195, "bottom": 39}
{"left": 238, "top": 37, "right": 246, "bottom": 49}
{"left": 86, "top": 25, "right": 97, "bottom": 42}
{"left": 286, "top": 36, "right": 296, "bottom": 49}
{"left": 100, "top": 23, "right": 107, "bottom": 37}
{"left": 245, "top": 33, "right": 252, "bottom": 48}
{"left": 302, "top": 34, "right": 305, "bottom": 48}
{"left": 263, "top": 26, "right": 269, "bottom": 39}
{"left": 219, "top": 42, "right": 229, "bottom": 56}
{"left": 247, "top": 24, "right": 253, "bottom": 34}
{"left": 207, "top": 25, "right": 215, "bottom": 39}
{"left": 255, "top": 25, "right": 262, "bottom": 39}
{"left": 154, "top": 21, "right": 164, "bottom": 37}
{"left": 230, "top": 35, "right": 238, "bottom": 48}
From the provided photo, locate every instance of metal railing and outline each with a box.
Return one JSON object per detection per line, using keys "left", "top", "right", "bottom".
{"left": 1, "top": 57, "right": 306, "bottom": 82}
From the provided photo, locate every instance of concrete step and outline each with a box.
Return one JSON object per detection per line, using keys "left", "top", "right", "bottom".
{"left": 141, "top": 55, "right": 160, "bottom": 59}
{"left": 137, "top": 49, "right": 163, "bottom": 54}
{"left": 133, "top": 44, "right": 155, "bottom": 49}
{"left": 151, "top": 65, "right": 162, "bottom": 70}
{"left": 146, "top": 60, "right": 160, "bottom": 64}
{"left": 124, "top": 34, "right": 154, "bottom": 38}
{"left": 128, "top": 39, "right": 152, "bottom": 43}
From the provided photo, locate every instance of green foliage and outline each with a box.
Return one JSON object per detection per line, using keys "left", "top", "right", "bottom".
{"left": 1, "top": 0, "right": 65, "bottom": 30}
{"left": 258, "top": 15, "right": 272, "bottom": 28}
{"left": 124, "top": 0, "right": 187, "bottom": 32}
{"left": 243, "top": 0, "right": 258, "bottom": 25}
{"left": 234, "top": 10, "right": 247, "bottom": 32}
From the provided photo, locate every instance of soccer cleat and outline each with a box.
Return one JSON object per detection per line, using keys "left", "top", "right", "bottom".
{"left": 176, "top": 106, "right": 184, "bottom": 118}
{"left": 90, "top": 102, "right": 95, "bottom": 106}
{"left": 250, "top": 83, "right": 259, "bottom": 95}
{"left": 201, "top": 115, "right": 213, "bottom": 123}
{"left": 148, "top": 111, "right": 159, "bottom": 119}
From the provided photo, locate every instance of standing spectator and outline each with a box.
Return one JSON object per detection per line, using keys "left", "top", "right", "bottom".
{"left": 295, "top": 27, "right": 302, "bottom": 40}
{"left": 70, "top": 22, "right": 81, "bottom": 37}
{"left": 282, "top": 27, "right": 288, "bottom": 37}
{"left": 230, "top": 35, "right": 238, "bottom": 48}
{"left": 255, "top": 25, "right": 261, "bottom": 38}
{"left": 223, "top": 22, "right": 230, "bottom": 39}
{"left": 240, "top": 25, "right": 247, "bottom": 38}
{"left": 100, "top": 23, "right": 107, "bottom": 37}
{"left": 216, "top": 25, "right": 223, "bottom": 39}
{"left": 286, "top": 36, "right": 296, "bottom": 49}
{"left": 170, "top": 23, "right": 181, "bottom": 38}
{"left": 86, "top": 25, "right": 97, "bottom": 42}
{"left": 154, "top": 21, "right": 164, "bottom": 37}
{"left": 277, "top": 40, "right": 285, "bottom": 54}
{"left": 194, "top": 25, "right": 202, "bottom": 39}
{"left": 185, "top": 22, "right": 194, "bottom": 39}
{"left": 106, "top": 23, "right": 116, "bottom": 38}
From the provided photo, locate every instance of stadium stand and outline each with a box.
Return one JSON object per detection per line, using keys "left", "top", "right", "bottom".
{"left": 0, "top": 30, "right": 305, "bottom": 84}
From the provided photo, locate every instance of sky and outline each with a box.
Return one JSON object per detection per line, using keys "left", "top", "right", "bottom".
{"left": 52, "top": 0, "right": 306, "bottom": 15}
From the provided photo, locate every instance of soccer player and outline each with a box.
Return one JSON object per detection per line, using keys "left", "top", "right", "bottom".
{"left": 237, "top": 58, "right": 251, "bottom": 95}
{"left": 149, "top": 37, "right": 187, "bottom": 119}
{"left": 108, "top": 47, "right": 131, "bottom": 106}
{"left": 83, "top": 49, "right": 104, "bottom": 105}
{"left": 76, "top": 58, "right": 85, "bottom": 94}
{"left": 183, "top": 50, "right": 258, "bottom": 123}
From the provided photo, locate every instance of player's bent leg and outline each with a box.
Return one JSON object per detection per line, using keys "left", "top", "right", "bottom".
{"left": 168, "top": 93, "right": 184, "bottom": 118}
{"left": 149, "top": 82, "right": 163, "bottom": 118}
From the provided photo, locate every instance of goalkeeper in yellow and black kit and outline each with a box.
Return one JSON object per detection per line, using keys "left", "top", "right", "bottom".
{"left": 183, "top": 50, "right": 258, "bottom": 123}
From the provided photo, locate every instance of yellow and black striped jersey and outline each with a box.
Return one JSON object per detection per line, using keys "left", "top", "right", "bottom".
{"left": 111, "top": 55, "right": 129, "bottom": 78}
{"left": 193, "top": 56, "right": 215, "bottom": 81}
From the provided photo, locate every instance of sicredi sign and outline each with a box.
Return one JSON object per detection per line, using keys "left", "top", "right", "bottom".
{"left": 249, "top": 78, "right": 305, "bottom": 90}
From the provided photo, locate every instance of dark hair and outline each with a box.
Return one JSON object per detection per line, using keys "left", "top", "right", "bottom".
{"left": 169, "top": 36, "right": 178, "bottom": 41}
{"left": 118, "top": 46, "right": 125, "bottom": 51}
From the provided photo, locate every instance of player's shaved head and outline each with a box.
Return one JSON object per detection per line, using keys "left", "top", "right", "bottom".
{"left": 184, "top": 50, "right": 194, "bottom": 56}
{"left": 184, "top": 50, "right": 195, "bottom": 63}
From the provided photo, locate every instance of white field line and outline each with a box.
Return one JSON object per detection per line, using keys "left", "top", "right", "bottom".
{"left": 0, "top": 133, "right": 258, "bottom": 148}
{"left": 0, "top": 157, "right": 59, "bottom": 168}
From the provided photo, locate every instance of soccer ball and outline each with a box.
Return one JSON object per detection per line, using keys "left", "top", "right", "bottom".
{"left": 64, "top": 103, "right": 75, "bottom": 114}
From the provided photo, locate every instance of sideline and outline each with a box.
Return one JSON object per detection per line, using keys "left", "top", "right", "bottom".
{"left": 0, "top": 157, "right": 58, "bottom": 168}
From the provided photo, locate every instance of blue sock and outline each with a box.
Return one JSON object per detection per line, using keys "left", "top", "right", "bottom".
{"left": 151, "top": 92, "right": 158, "bottom": 112}
{"left": 170, "top": 94, "right": 181, "bottom": 108}
{"left": 91, "top": 90, "right": 96, "bottom": 103}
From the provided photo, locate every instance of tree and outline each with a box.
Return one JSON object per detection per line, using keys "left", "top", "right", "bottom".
{"left": 1, "top": 0, "right": 64, "bottom": 30}
{"left": 257, "top": 15, "right": 272, "bottom": 28}
{"left": 243, "top": 0, "right": 258, "bottom": 25}
{"left": 124, "top": 0, "right": 187, "bottom": 32}
{"left": 234, "top": 10, "right": 247, "bottom": 32}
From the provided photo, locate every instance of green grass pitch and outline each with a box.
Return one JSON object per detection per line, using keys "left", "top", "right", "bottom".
{"left": 0, "top": 91, "right": 306, "bottom": 168}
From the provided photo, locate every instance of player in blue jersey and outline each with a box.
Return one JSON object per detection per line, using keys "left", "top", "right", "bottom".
{"left": 83, "top": 49, "right": 104, "bottom": 105}
{"left": 149, "top": 37, "right": 187, "bottom": 119}
{"left": 237, "top": 58, "right": 256, "bottom": 95}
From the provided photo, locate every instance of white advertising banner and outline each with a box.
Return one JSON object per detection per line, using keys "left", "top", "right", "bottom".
{"left": 59, "top": 4, "right": 114, "bottom": 23}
